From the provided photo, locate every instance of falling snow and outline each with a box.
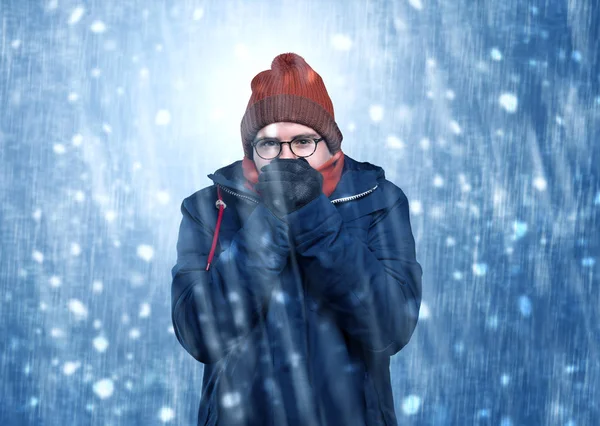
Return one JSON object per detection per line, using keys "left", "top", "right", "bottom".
{"left": 490, "top": 47, "right": 503, "bottom": 61}
{"left": 402, "top": 394, "right": 422, "bottom": 415}
{"left": 499, "top": 92, "right": 518, "bottom": 113}
{"left": 1, "top": 1, "right": 598, "bottom": 425}
{"left": 192, "top": 8, "right": 204, "bottom": 21}
{"left": 386, "top": 135, "right": 405, "bottom": 149}
{"left": 518, "top": 296, "right": 532, "bottom": 317}
{"left": 93, "top": 378, "right": 115, "bottom": 399}
{"left": 93, "top": 336, "right": 109, "bottom": 353}
{"left": 159, "top": 406, "right": 175, "bottom": 422}
{"left": 331, "top": 34, "right": 353, "bottom": 51}
{"left": 136, "top": 244, "right": 154, "bottom": 262}
{"left": 369, "top": 105, "right": 384, "bottom": 122}
{"left": 407, "top": 0, "right": 424, "bottom": 11}
{"left": 512, "top": 220, "right": 528, "bottom": 240}
{"left": 90, "top": 21, "right": 107, "bottom": 34}
{"left": 68, "top": 7, "right": 85, "bottom": 25}
{"left": 68, "top": 299, "right": 89, "bottom": 319}
{"left": 63, "top": 361, "right": 82, "bottom": 376}
{"left": 449, "top": 120, "right": 462, "bottom": 134}
{"left": 48, "top": 275, "right": 62, "bottom": 288}
{"left": 155, "top": 109, "right": 171, "bottom": 126}
{"left": 139, "top": 303, "right": 151, "bottom": 318}
{"left": 221, "top": 391, "right": 242, "bottom": 408}
{"left": 53, "top": 143, "right": 66, "bottom": 154}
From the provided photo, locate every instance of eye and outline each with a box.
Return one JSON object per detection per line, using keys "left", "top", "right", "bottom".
{"left": 257, "top": 139, "right": 279, "bottom": 147}
{"left": 293, "top": 139, "right": 311, "bottom": 145}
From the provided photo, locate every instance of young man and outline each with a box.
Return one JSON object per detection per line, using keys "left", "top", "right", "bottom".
{"left": 171, "top": 52, "right": 423, "bottom": 426}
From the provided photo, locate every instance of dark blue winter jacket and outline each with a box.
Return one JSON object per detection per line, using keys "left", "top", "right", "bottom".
{"left": 171, "top": 154, "right": 423, "bottom": 426}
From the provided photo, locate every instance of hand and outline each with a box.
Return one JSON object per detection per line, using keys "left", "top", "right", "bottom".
{"left": 255, "top": 158, "right": 324, "bottom": 219}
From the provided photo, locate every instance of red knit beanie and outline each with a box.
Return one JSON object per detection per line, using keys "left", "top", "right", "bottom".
{"left": 240, "top": 53, "right": 343, "bottom": 159}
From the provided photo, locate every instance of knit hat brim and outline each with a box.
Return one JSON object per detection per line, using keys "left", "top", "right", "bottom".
{"left": 240, "top": 94, "right": 343, "bottom": 159}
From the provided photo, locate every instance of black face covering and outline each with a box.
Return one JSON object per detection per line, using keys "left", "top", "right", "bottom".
{"left": 255, "top": 158, "right": 324, "bottom": 219}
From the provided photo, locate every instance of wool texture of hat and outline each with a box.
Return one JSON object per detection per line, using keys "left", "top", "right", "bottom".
{"left": 240, "top": 52, "right": 343, "bottom": 159}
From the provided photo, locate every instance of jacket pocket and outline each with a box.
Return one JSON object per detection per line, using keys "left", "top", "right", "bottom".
{"left": 364, "top": 371, "right": 386, "bottom": 426}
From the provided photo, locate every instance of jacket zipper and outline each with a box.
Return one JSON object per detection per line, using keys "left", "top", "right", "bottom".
{"left": 217, "top": 185, "right": 260, "bottom": 204}
{"left": 216, "top": 183, "right": 378, "bottom": 205}
{"left": 331, "top": 185, "right": 378, "bottom": 204}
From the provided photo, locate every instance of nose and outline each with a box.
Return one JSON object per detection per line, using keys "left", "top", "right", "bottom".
{"left": 278, "top": 143, "right": 296, "bottom": 159}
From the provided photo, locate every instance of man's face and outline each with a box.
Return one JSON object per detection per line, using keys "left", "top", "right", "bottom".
{"left": 253, "top": 122, "right": 333, "bottom": 172}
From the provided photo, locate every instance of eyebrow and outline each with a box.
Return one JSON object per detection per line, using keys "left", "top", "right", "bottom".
{"left": 254, "top": 133, "right": 320, "bottom": 142}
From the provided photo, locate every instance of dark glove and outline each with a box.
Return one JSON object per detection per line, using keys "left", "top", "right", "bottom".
{"left": 255, "top": 158, "right": 324, "bottom": 219}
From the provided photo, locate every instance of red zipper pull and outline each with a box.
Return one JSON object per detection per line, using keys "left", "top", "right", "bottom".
{"left": 206, "top": 186, "right": 226, "bottom": 271}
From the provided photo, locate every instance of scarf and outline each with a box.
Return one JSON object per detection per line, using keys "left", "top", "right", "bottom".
{"left": 241, "top": 150, "right": 345, "bottom": 197}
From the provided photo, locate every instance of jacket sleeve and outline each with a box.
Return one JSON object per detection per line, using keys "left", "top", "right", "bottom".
{"left": 288, "top": 189, "right": 423, "bottom": 357}
{"left": 171, "top": 193, "right": 290, "bottom": 364}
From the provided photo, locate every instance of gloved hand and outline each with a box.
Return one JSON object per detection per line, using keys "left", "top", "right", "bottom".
{"left": 255, "top": 158, "right": 324, "bottom": 219}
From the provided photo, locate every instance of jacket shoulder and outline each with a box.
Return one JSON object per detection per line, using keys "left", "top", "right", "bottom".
{"left": 378, "top": 178, "right": 409, "bottom": 204}
{"left": 180, "top": 185, "right": 218, "bottom": 224}
{"left": 344, "top": 155, "right": 408, "bottom": 203}
{"left": 181, "top": 158, "right": 244, "bottom": 213}
{"left": 343, "top": 154, "right": 383, "bottom": 174}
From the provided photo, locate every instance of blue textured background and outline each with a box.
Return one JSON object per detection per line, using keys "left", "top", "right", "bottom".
{"left": 1, "top": 0, "right": 599, "bottom": 424}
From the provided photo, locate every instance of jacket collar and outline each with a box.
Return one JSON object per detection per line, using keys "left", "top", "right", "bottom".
{"left": 328, "top": 155, "right": 383, "bottom": 202}
{"left": 207, "top": 161, "right": 254, "bottom": 196}
{"left": 208, "top": 154, "right": 385, "bottom": 204}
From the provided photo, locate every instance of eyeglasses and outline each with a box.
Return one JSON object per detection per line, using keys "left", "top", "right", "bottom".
{"left": 252, "top": 136, "right": 325, "bottom": 160}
